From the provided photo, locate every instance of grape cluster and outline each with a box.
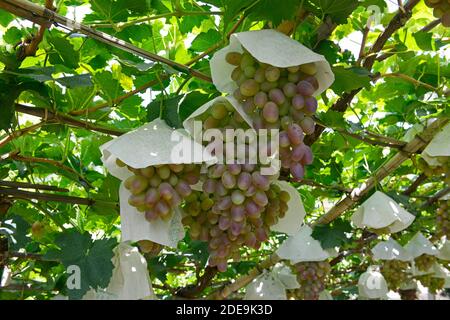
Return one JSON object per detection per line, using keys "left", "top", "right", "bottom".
{"left": 137, "top": 240, "right": 163, "bottom": 257}
{"left": 425, "top": 0, "right": 450, "bottom": 27}
{"left": 417, "top": 157, "right": 450, "bottom": 184}
{"left": 291, "top": 261, "right": 331, "bottom": 300}
{"left": 225, "top": 50, "right": 317, "bottom": 181}
{"left": 399, "top": 289, "right": 418, "bottom": 300}
{"left": 380, "top": 260, "right": 410, "bottom": 290}
{"left": 117, "top": 159, "right": 200, "bottom": 222}
{"left": 415, "top": 275, "right": 445, "bottom": 294}
{"left": 414, "top": 254, "right": 437, "bottom": 272}
{"left": 183, "top": 165, "right": 290, "bottom": 272}
{"left": 436, "top": 200, "right": 450, "bottom": 238}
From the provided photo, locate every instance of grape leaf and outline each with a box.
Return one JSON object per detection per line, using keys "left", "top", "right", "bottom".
{"left": 43, "top": 230, "right": 116, "bottom": 300}
{"left": 190, "top": 30, "right": 222, "bottom": 52}
{"left": 311, "top": 219, "right": 352, "bottom": 249}
{"left": 331, "top": 66, "right": 371, "bottom": 95}
{"left": 305, "top": 0, "right": 360, "bottom": 24}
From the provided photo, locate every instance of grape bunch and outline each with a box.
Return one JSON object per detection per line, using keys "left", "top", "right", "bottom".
{"left": 415, "top": 275, "right": 445, "bottom": 294}
{"left": 399, "top": 289, "right": 418, "bottom": 300}
{"left": 425, "top": 0, "right": 450, "bottom": 27}
{"left": 182, "top": 164, "right": 290, "bottom": 272}
{"left": 137, "top": 240, "right": 163, "bottom": 257}
{"left": 417, "top": 157, "right": 450, "bottom": 184}
{"left": 291, "top": 261, "right": 331, "bottom": 300}
{"left": 225, "top": 50, "right": 317, "bottom": 181}
{"left": 380, "top": 260, "right": 410, "bottom": 291}
{"left": 436, "top": 200, "right": 449, "bottom": 239}
{"left": 117, "top": 159, "right": 201, "bottom": 222}
{"left": 414, "top": 254, "right": 437, "bottom": 272}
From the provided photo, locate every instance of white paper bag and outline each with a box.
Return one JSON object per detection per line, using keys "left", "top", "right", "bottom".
{"left": 421, "top": 123, "right": 450, "bottom": 166}
{"left": 271, "top": 181, "right": 306, "bottom": 235}
{"left": 351, "top": 191, "right": 415, "bottom": 233}
{"left": 210, "top": 30, "right": 334, "bottom": 97}
{"left": 100, "top": 119, "right": 215, "bottom": 247}
{"left": 358, "top": 266, "right": 388, "bottom": 299}
{"left": 404, "top": 232, "right": 438, "bottom": 258}
{"left": 244, "top": 271, "right": 287, "bottom": 300}
{"left": 371, "top": 238, "right": 412, "bottom": 261}
{"left": 437, "top": 239, "right": 450, "bottom": 261}
{"left": 276, "top": 225, "right": 331, "bottom": 263}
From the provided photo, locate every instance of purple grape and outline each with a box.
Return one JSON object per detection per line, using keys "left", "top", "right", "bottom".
{"left": 215, "top": 182, "right": 228, "bottom": 196}
{"left": 217, "top": 196, "right": 232, "bottom": 211}
{"left": 159, "top": 182, "right": 175, "bottom": 201}
{"left": 175, "top": 180, "right": 192, "bottom": 197}
{"left": 281, "top": 158, "right": 291, "bottom": 169}
{"left": 227, "top": 164, "right": 242, "bottom": 175}
{"left": 243, "top": 99, "right": 256, "bottom": 114}
{"left": 244, "top": 184, "right": 257, "bottom": 197}
{"left": 253, "top": 190, "right": 268, "bottom": 207}
{"left": 292, "top": 95, "right": 305, "bottom": 110}
{"left": 291, "top": 109, "right": 305, "bottom": 122}
{"left": 254, "top": 92, "right": 268, "bottom": 108}
{"left": 279, "top": 131, "right": 291, "bottom": 148}
{"left": 219, "top": 216, "right": 231, "bottom": 231}
{"left": 144, "top": 188, "right": 159, "bottom": 205}
{"left": 297, "top": 80, "right": 315, "bottom": 96}
{"left": 255, "top": 227, "right": 268, "bottom": 242}
{"left": 231, "top": 205, "right": 246, "bottom": 222}
{"left": 304, "top": 96, "right": 318, "bottom": 114}
{"left": 244, "top": 232, "right": 257, "bottom": 247}
{"left": 290, "top": 162, "right": 305, "bottom": 181}
{"left": 301, "top": 145, "right": 314, "bottom": 165}
{"left": 304, "top": 76, "right": 319, "bottom": 90}
{"left": 287, "top": 123, "right": 304, "bottom": 145}
{"left": 230, "top": 221, "right": 243, "bottom": 236}
{"left": 183, "top": 171, "right": 200, "bottom": 185}
{"left": 292, "top": 144, "right": 307, "bottom": 162}
{"left": 155, "top": 200, "right": 170, "bottom": 217}
{"left": 269, "top": 88, "right": 286, "bottom": 106}
{"left": 252, "top": 172, "right": 270, "bottom": 191}
{"left": 202, "top": 178, "right": 217, "bottom": 194}
{"left": 209, "top": 164, "right": 226, "bottom": 179}
{"left": 245, "top": 200, "right": 261, "bottom": 218}
{"left": 237, "top": 172, "right": 252, "bottom": 191}
{"left": 145, "top": 209, "right": 159, "bottom": 221}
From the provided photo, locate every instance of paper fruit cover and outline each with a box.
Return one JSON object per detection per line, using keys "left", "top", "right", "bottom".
{"left": 210, "top": 30, "right": 334, "bottom": 97}
{"left": 358, "top": 266, "right": 388, "bottom": 299}
{"left": 351, "top": 191, "right": 415, "bottom": 233}
{"left": 371, "top": 238, "right": 412, "bottom": 261}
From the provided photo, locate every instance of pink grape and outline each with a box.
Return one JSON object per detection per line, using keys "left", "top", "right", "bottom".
{"left": 231, "top": 190, "right": 246, "bottom": 205}
{"left": 300, "top": 117, "right": 315, "bottom": 135}
{"left": 301, "top": 145, "right": 314, "bottom": 165}
{"left": 175, "top": 180, "right": 192, "bottom": 197}
{"left": 269, "top": 88, "right": 286, "bottom": 105}
{"left": 290, "top": 162, "right": 305, "bottom": 181}
{"left": 217, "top": 196, "right": 232, "bottom": 211}
{"left": 292, "top": 144, "right": 307, "bottom": 162}
{"left": 222, "top": 171, "right": 237, "bottom": 189}
{"left": 218, "top": 216, "right": 231, "bottom": 231}
{"left": 262, "top": 102, "right": 279, "bottom": 123}
{"left": 253, "top": 190, "right": 268, "bottom": 207}
{"left": 292, "top": 95, "right": 305, "bottom": 110}
{"left": 279, "top": 131, "right": 291, "bottom": 148}
{"left": 227, "top": 164, "right": 242, "bottom": 175}
{"left": 144, "top": 188, "right": 159, "bottom": 205}
{"left": 287, "top": 123, "right": 304, "bottom": 145}
{"left": 231, "top": 205, "right": 246, "bottom": 222}
{"left": 254, "top": 92, "right": 268, "bottom": 108}
{"left": 159, "top": 182, "right": 175, "bottom": 201}
{"left": 237, "top": 172, "right": 252, "bottom": 190}
{"left": 203, "top": 178, "right": 217, "bottom": 194}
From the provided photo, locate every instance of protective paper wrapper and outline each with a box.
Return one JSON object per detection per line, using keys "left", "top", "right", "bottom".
{"left": 371, "top": 238, "right": 412, "bottom": 261}
{"left": 210, "top": 29, "right": 335, "bottom": 97}
{"left": 351, "top": 191, "right": 415, "bottom": 233}
{"left": 421, "top": 122, "right": 450, "bottom": 166}
{"left": 276, "top": 225, "right": 331, "bottom": 263}
{"left": 437, "top": 239, "right": 450, "bottom": 261}
{"left": 244, "top": 271, "right": 287, "bottom": 300}
{"left": 271, "top": 263, "right": 300, "bottom": 290}
{"left": 100, "top": 118, "right": 215, "bottom": 247}
{"left": 358, "top": 266, "right": 388, "bottom": 299}
{"left": 404, "top": 232, "right": 438, "bottom": 258}
{"left": 271, "top": 181, "right": 306, "bottom": 235}
{"left": 83, "top": 242, "right": 156, "bottom": 300}
{"left": 182, "top": 95, "right": 253, "bottom": 141}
